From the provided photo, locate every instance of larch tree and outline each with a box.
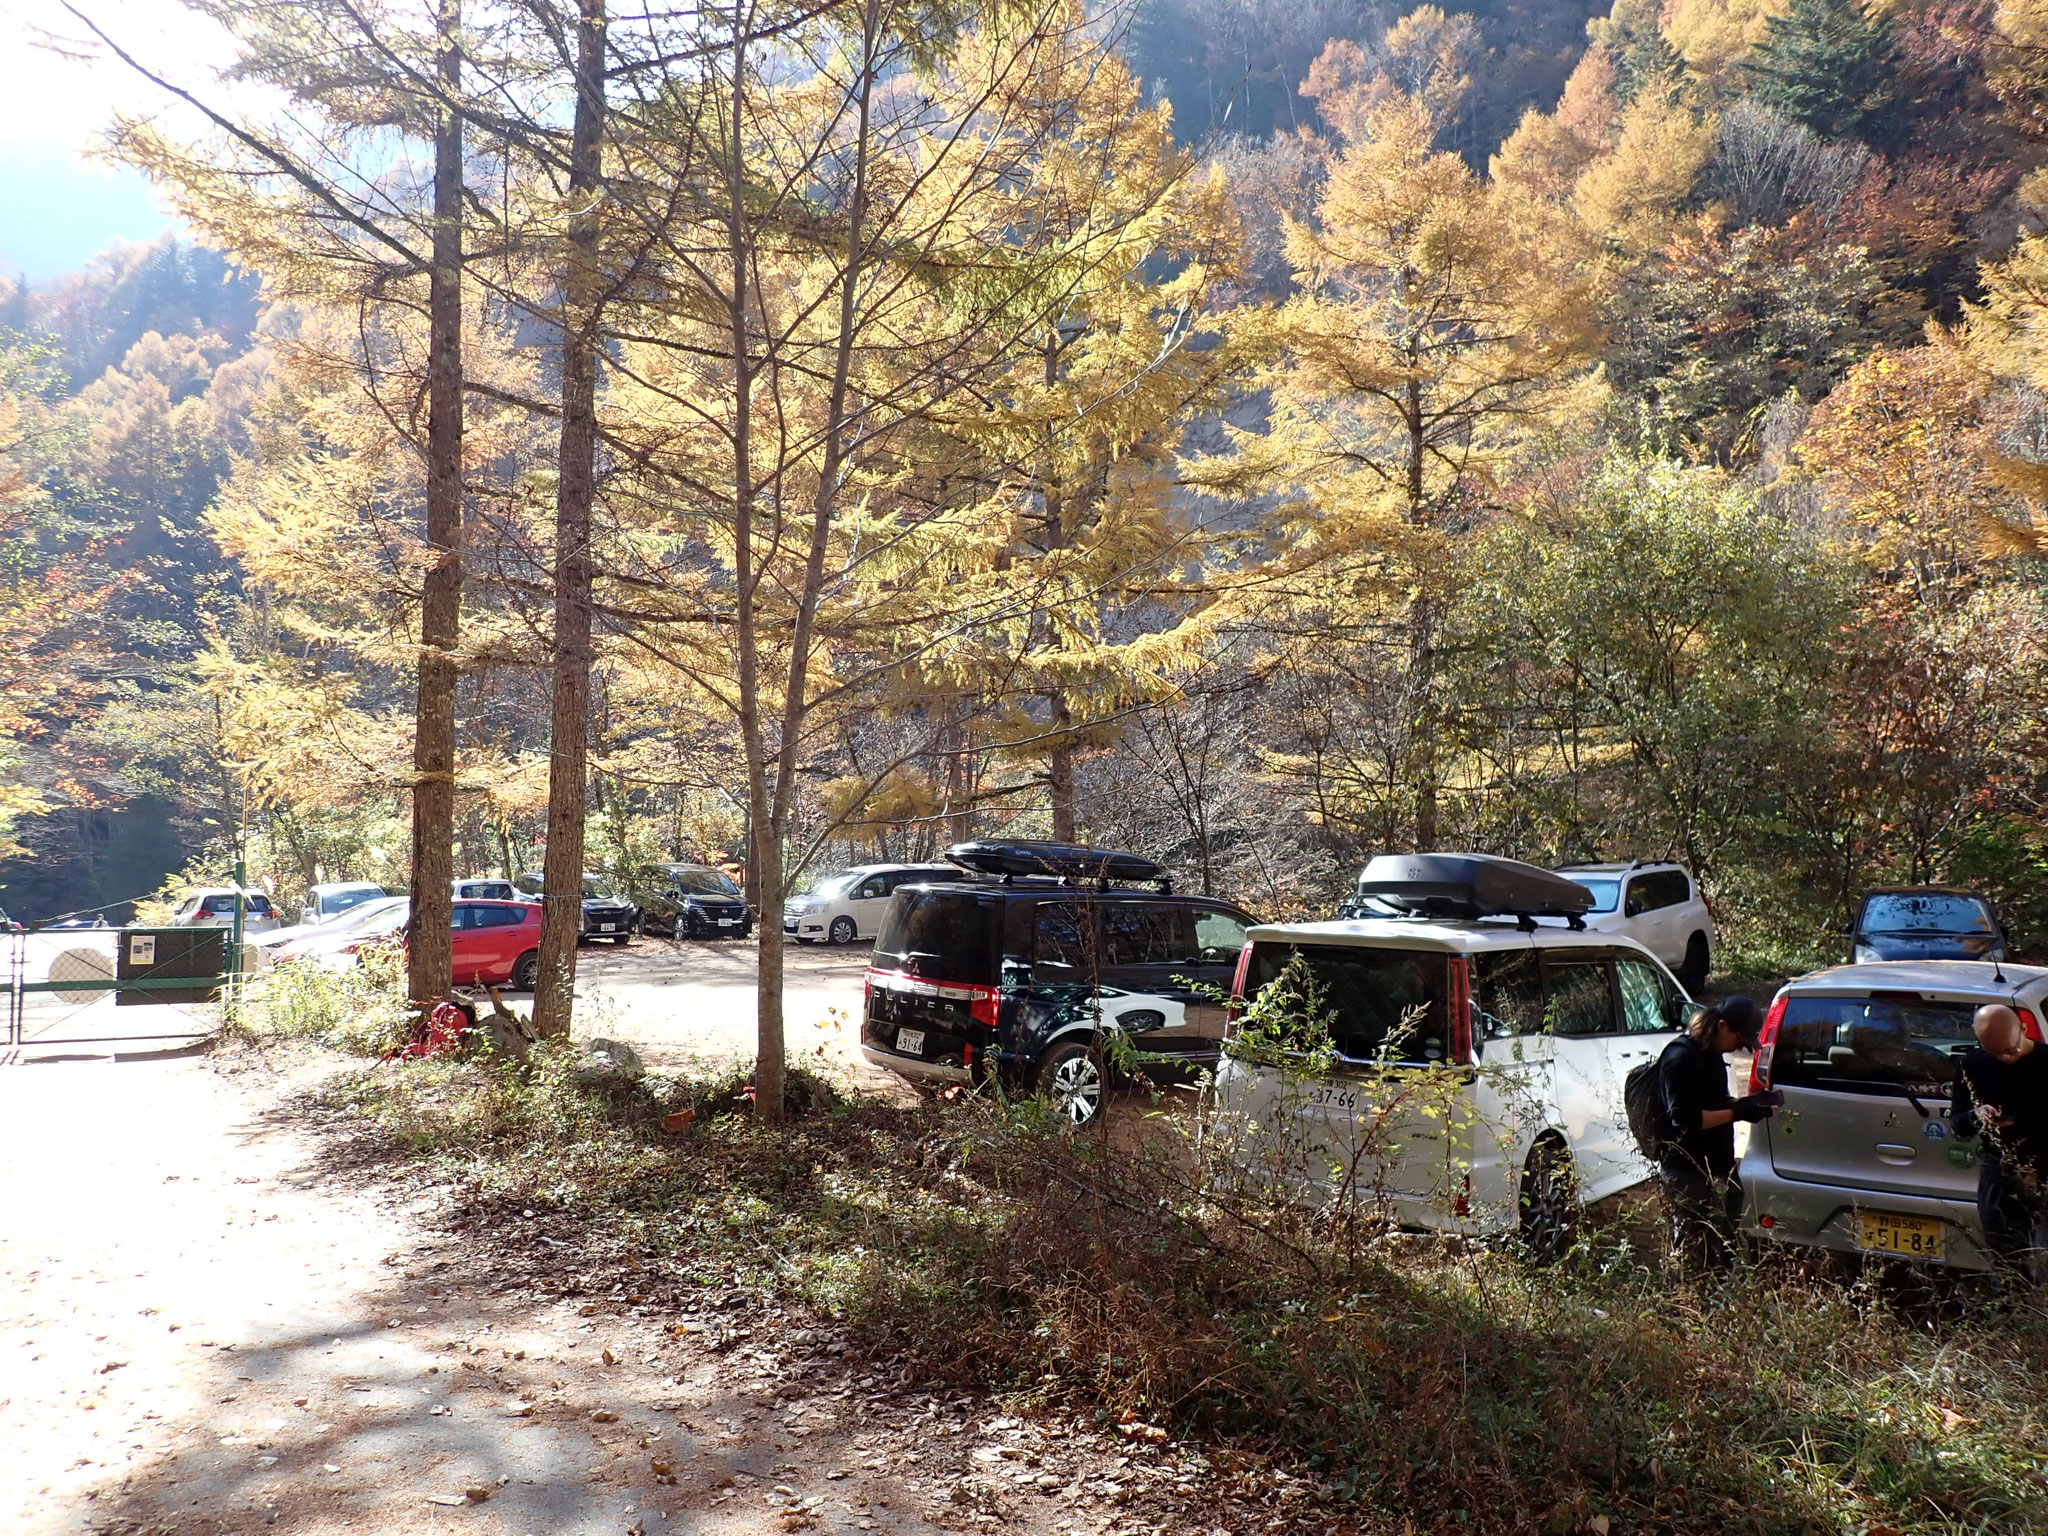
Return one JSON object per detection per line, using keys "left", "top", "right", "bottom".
{"left": 593, "top": 0, "right": 1232, "bottom": 1120}
{"left": 1192, "top": 83, "right": 1597, "bottom": 850}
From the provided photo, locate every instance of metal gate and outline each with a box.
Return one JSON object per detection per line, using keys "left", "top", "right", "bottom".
{"left": 4, "top": 924, "right": 235, "bottom": 1052}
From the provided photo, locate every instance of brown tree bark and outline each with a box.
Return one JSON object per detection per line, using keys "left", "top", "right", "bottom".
{"left": 406, "top": 0, "right": 463, "bottom": 1009}
{"left": 533, "top": 0, "right": 605, "bottom": 1039}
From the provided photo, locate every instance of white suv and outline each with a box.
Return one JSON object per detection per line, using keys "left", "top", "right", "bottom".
{"left": 1555, "top": 862, "right": 1714, "bottom": 991}
{"left": 1213, "top": 854, "right": 1692, "bottom": 1257}
{"left": 783, "top": 863, "right": 969, "bottom": 944}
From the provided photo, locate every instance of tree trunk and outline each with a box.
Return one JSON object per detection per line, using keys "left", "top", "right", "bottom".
{"left": 533, "top": 0, "right": 605, "bottom": 1039}
{"left": 1049, "top": 692, "right": 1076, "bottom": 842}
{"left": 406, "top": 0, "right": 463, "bottom": 1009}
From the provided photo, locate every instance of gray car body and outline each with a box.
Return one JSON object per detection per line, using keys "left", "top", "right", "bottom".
{"left": 1743, "top": 959, "right": 2048, "bottom": 1272}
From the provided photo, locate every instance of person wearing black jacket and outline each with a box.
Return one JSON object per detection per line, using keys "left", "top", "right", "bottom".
{"left": 1953, "top": 1004, "right": 2048, "bottom": 1275}
{"left": 1655, "top": 995, "right": 1780, "bottom": 1271}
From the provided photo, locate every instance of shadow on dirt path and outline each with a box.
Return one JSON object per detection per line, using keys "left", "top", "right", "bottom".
{"left": 2, "top": 1047, "right": 1254, "bottom": 1536}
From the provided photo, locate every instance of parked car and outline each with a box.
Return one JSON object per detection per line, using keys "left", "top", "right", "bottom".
{"left": 251, "top": 895, "right": 409, "bottom": 968}
{"left": 1741, "top": 959, "right": 2043, "bottom": 1272}
{"left": 267, "top": 898, "right": 544, "bottom": 990}
{"left": 1849, "top": 887, "right": 2006, "bottom": 965}
{"left": 511, "top": 872, "right": 639, "bottom": 943}
{"left": 860, "top": 841, "right": 1259, "bottom": 1127}
{"left": 168, "top": 887, "right": 280, "bottom": 935}
{"left": 453, "top": 878, "right": 529, "bottom": 903}
{"left": 1213, "top": 853, "right": 1693, "bottom": 1257}
{"left": 297, "top": 881, "right": 388, "bottom": 927}
{"left": 268, "top": 898, "right": 411, "bottom": 967}
{"left": 636, "top": 863, "right": 752, "bottom": 939}
{"left": 786, "top": 862, "right": 969, "bottom": 945}
{"left": 1552, "top": 862, "right": 1715, "bottom": 991}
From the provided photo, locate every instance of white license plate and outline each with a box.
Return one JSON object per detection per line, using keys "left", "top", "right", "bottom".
{"left": 895, "top": 1029, "right": 925, "bottom": 1056}
{"left": 719, "top": 918, "right": 738, "bottom": 927}
{"left": 599, "top": 924, "right": 617, "bottom": 933}
{"left": 1308, "top": 1083, "right": 1362, "bottom": 1112}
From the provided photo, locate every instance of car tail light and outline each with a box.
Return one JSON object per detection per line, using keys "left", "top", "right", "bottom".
{"left": 1749, "top": 994, "right": 1786, "bottom": 1092}
{"left": 1452, "top": 1172, "right": 1471, "bottom": 1217}
{"left": 2020, "top": 1007, "right": 2044, "bottom": 1044}
{"left": 966, "top": 984, "right": 999, "bottom": 1029}
{"left": 1227, "top": 945, "right": 1254, "bottom": 1025}
{"left": 1447, "top": 955, "right": 1473, "bottom": 1065}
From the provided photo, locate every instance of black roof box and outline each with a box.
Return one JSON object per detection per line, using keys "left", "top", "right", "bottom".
{"left": 1353, "top": 853, "right": 1593, "bottom": 920}
{"left": 945, "top": 840, "right": 1165, "bottom": 884}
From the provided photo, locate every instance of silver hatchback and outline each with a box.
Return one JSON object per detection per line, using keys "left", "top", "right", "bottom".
{"left": 1742, "top": 961, "right": 2048, "bottom": 1271}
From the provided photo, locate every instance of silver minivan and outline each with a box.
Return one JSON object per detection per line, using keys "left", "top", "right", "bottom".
{"left": 1742, "top": 960, "right": 2048, "bottom": 1271}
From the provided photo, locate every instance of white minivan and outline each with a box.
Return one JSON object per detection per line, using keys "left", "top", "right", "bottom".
{"left": 783, "top": 863, "right": 970, "bottom": 945}
{"left": 1213, "top": 854, "right": 1692, "bottom": 1257}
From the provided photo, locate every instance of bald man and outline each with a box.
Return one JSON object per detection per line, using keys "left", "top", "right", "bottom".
{"left": 1954, "top": 1004, "right": 2048, "bottom": 1275}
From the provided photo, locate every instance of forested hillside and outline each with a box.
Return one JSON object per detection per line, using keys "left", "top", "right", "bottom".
{"left": 4, "top": 0, "right": 2047, "bottom": 976}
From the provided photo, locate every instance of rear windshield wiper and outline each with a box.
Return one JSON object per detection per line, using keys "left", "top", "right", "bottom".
{"left": 1812, "top": 1076, "right": 1934, "bottom": 1117}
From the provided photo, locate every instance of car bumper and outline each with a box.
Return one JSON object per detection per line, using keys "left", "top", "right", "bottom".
{"left": 1742, "top": 1154, "right": 1992, "bottom": 1271}
{"left": 861, "top": 1044, "right": 972, "bottom": 1085}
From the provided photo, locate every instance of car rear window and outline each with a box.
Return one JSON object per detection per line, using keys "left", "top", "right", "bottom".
{"left": 1774, "top": 993, "right": 1978, "bottom": 1096}
{"left": 1245, "top": 942, "right": 1449, "bottom": 1064}
{"left": 1858, "top": 894, "right": 1994, "bottom": 935}
{"left": 873, "top": 890, "right": 995, "bottom": 985}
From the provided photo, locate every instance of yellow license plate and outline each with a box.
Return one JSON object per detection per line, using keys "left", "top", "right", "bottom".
{"left": 1857, "top": 1210, "right": 1944, "bottom": 1259}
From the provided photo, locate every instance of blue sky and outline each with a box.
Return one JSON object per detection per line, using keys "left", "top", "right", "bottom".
{"left": 0, "top": 0, "right": 229, "bottom": 282}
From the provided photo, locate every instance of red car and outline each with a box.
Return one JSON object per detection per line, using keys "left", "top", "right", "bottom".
{"left": 449, "top": 899, "right": 544, "bottom": 990}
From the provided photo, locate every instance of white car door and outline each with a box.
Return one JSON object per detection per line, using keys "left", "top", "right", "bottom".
{"left": 1464, "top": 944, "right": 1557, "bottom": 1228}
{"left": 1609, "top": 955, "right": 1685, "bottom": 1186}
{"left": 1540, "top": 951, "right": 1634, "bottom": 1200}
{"left": 847, "top": 874, "right": 892, "bottom": 938}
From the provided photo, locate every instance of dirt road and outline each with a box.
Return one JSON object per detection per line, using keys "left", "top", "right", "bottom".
{"left": 1, "top": 1031, "right": 1245, "bottom": 1536}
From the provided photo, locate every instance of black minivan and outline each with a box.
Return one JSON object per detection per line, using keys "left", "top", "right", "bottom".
{"left": 861, "top": 842, "right": 1258, "bottom": 1126}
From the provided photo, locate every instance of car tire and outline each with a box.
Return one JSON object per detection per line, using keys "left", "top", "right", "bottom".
{"left": 1678, "top": 933, "right": 1710, "bottom": 994}
{"left": 1036, "top": 1040, "right": 1106, "bottom": 1129}
{"left": 1517, "top": 1138, "right": 1579, "bottom": 1265}
{"left": 828, "top": 916, "right": 857, "bottom": 945}
{"left": 512, "top": 950, "right": 540, "bottom": 992}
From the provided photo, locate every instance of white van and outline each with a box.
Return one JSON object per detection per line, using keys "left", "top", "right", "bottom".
{"left": 783, "top": 863, "right": 969, "bottom": 944}
{"left": 1212, "top": 854, "right": 1691, "bottom": 1257}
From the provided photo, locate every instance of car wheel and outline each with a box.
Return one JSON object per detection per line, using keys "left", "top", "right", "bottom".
{"left": 1678, "top": 933, "right": 1710, "bottom": 994}
{"left": 512, "top": 950, "right": 540, "bottom": 992}
{"left": 1036, "top": 1041, "right": 1106, "bottom": 1129}
{"left": 828, "top": 916, "right": 857, "bottom": 945}
{"left": 1517, "top": 1138, "right": 1579, "bottom": 1264}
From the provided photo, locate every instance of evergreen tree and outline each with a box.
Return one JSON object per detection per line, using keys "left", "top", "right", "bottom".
{"left": 1744, "top": 0, "right": 1896, "bottom": 141}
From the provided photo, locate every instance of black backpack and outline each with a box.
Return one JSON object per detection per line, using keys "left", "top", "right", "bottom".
{"left": 1625, "top": 1054, "right": 1672, "bottom": 1159}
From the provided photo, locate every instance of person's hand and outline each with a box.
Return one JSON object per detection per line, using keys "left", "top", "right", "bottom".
{"left": 1978, "top": 1103, "right": 2011, "bottom": 1129}
{"left": 1731, "top": 1093, "right": 1778, "bottom": 1123}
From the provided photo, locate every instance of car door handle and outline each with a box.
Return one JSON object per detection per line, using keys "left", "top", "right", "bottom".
{"left": 1875, "top": 1144, "right": 1918, "bottom": 1164}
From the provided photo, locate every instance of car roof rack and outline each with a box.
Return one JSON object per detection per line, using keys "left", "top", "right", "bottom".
{"left": 944, "top": 840, "right": 1171, "bottom": 892}
{"left": 1353, "top": 853, "right": 1594, "bottom": 930}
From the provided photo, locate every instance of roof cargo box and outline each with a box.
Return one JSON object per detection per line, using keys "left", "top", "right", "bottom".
{"left": 945, "top": 840, "right": 1165, "bottom": 884}
{"left": 1353, "top": 853, "right": 1594, "bottom": 921}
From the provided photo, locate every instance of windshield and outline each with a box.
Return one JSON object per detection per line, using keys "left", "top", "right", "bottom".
{"left": 335, "top": 897, "right": 407, "bottom": 932}
{"left": 1774, "top": 993, "right": 1978, "bottom": 1096}
{"left": 1858, "top": 893, "right": 1994, "bottom": 936}
{"left": 581, "top": 876, "right": 621, "bottom": 900}
{"left": 1243, "top": 942, "right": 1450, "bottom": 1065}
{"left": 873, "top": 890, "right": 993, "bottom": 984}
{"left": 802, "top": 873, "right": 859, "bottom": 900}
{"left": 670, "top": 870, "right": 740, "bottom": 896}
{"left": 1560, "top": 876, "right": 1622, "bottom": 913}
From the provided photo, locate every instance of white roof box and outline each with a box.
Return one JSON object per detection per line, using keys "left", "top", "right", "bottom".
{"left": 1354, "top": 853, "right": 1594, "bottom": 922}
